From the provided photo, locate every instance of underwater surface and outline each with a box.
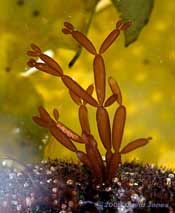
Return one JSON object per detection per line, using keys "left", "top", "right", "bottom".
{"left": 0, "top": 0, "right": 175, "bottom": 170}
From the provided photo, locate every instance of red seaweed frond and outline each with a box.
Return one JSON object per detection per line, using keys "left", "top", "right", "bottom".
{"left": 27, "top": 20, "right": 151, "bottom": 184}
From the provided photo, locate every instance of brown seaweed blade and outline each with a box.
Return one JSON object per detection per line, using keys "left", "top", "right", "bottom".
{"left": 61, "top": 75, "right": 98, "bottom": 107}
{"left": 62, "top": 22, "right": 97, "bottom": 55}
{"left": 86, "top": 84, "right": 94, "bottom": 96}
{"left": 27, "top": 50, "right": 40, "bottom": 57}
{"left": 96, "top": 107, "right": 111, "bottom": 151}
{"left": 120, "top": 137, "right": 152, "bottom": 154}
{"left": 38, "top": 106, "right": 55, "bottom": 126}
{"left": 35, "top": 62, "right": 61, "bottom": 77}
{"left": 38, "top": 106, "right": 50, "bottom": 121}
{"left": 108, "top": 77, "right": 122, "bottom": 105}
{"left": 85, "top": 143, "right": 101, "bottom": 177}
{"left": 28, "top": 43, "right": 63, "bottom": 75}
{"left": 83, "top": 84, "right": 94, "bottom": 105}
{"left": 69, "top": 90, "right": 82, "bottom": 105}
{"left": 107, "top": 152, "right": 121, "bottom": 182}
{"left": 50, "top": 126, "right": 77, "bottom": 152}
{"left": 93, "top": 55, "right": 106, "bottom": 105}
{"left": 70, "top": 84, "right": 94, "bottom": 106}
{"left": 62, "top": 28, "right": 71, "bottom": 34}
{"left": 86, "top": 147, "right": 103, "bottom": 179}
{"left": 32, "top": 116, "right": 49, "bottom": 128}
{"left": 64, "top": 22, "right": 74, "bottom": 31}
{"left": 53, "top": 108, "right": 59, "bottom": 121}
{"left": 89, "top": 135, "right": 104, "bottom": 169}
{"left": 104, "top": 94, "right": 118, "bottom": 107}
{"left": 99, "top": 29, "right": 120, "bottom": 54}
{"left": 79, "top": 105, "right": 90, "bottom": 134}
{"left": 105, "top": 150, "right": 112, "bottom": 167}
{"left": 85, "top": 136, "right": 103, "bottom": 179}
{"left": 120, "top": 21, "right": 132, "bottom": 31}
{"left": 76, "top": 151, "right": 92, "bottom": 170}
{"left": 112, "top": 105, "right": 126, "bottom": 153}
{"left": 27, "top": 59, "right": 36, "bottom": 67}
{"left": 72, "top": 31, "right": 97, "bottom": 55}
{"left": 56, "top": 121, "right": 84, "bottom": 143}
{"left": 31, "top": 43, "right": 42, "bottom": 53}
{"left": 115, "top": 20, "right": 123, "bottom": 28}
{"left": 39, "top": 53, "right": 63, "bottom": 75}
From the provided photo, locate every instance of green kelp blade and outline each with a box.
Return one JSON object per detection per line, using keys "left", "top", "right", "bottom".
{"left": 112, "top": 0, "right": 154, "bottom": 46}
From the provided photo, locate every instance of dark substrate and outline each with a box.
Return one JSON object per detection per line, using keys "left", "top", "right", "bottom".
{"left": 0, "top": 160, "right": 174, "bottom": 213}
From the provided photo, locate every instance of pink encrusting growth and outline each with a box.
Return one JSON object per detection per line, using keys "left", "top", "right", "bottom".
{"left": 27, "top": 20, "right": 151, "bottom": 184}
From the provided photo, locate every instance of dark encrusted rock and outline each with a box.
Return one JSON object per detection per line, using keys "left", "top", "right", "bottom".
{"left": 0, "top": 160, "right": 174, "bottom": 212}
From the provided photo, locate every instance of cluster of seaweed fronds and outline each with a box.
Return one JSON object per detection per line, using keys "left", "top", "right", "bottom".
{"left": 27, "top": 20, "right": 151, "bottom": 184}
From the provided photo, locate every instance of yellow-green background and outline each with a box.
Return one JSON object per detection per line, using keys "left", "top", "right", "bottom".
{"left": 0, "top": 0, "right": 174, "bottom": 169}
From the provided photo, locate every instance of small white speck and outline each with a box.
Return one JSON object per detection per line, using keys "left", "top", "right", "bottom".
{"left": 11, "top": 200, "right": 18, "bottom": 206}
{"left": 166, "top": 177, "right": 171, "bottom": 186}
{"left": 131, "top": 193, "right": 139, "bottom": 202}
{"left": 129, "top": 172, "right": 134, "bottom": 176}
{"left": 41, "top": 160, "right": 48, "bottom": 164}
{"left": 68, "top": 201, "right": 74, "bottom": 207}
{"left": 2, "top": 160, "right": 7, "bottom": 166}
{"left": 168, "top": 173, "right": 174, "bottom": 178}
{"left": 53, "top": 200, "right": 58, "bottom": 205}
{"left": 79, "top": 200, "right": 84, "bottom": 205}
{"left": 112, "top": 177, "right": 119, "bottom": 183}
{"left": 38, "top": 145, "right": 43, "bottom": 150}
{"left": 17, "top": 204, "right": 22, "bottom": 211}
{"left": 17, "top": 172, "right": 23, "bottom": 177}
{"left": 26, "top": 197, "right": 32, "bottom": 207}
{"left": 50, "top": 166, "right": 56, "bottom": 172}
{"left": 42, "top": 138, "right": 47, "bottom": 144}
{"left": 61, "top": 203, "right": 67, "bottom": 209}
{"left": 96, "top": 185, "right": 100, "bottom": 189}
{"left": 46, "top": 170, "right": 52, "bottom": 175}
{"left": 53, "top": 179, "right": 59, "bottom": 184}
{"left": 9, "top": 173, "right": 16, "bottom": 180}
{"left": 12, "top": 127, "right": 20, "bottom": 134}
{"left": 66, "top": 179, "right": 74, "bottom": 185}
{"left": 33, "top": 169, "right": 40, "bottom": 175}
{"left": 24, "top": 182, "right": 29, "bottom": 188}
{"left": 52, "top": 187, "right": 58, "bottom": 193}
{"left": 47, "top": 178, "right": 52, "bottom": 183}
{"left": 102, "top": 156, "right": 106, "bottom": 161}
{"left": 105, "top": 186, "right": 112, "bottom": 192}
